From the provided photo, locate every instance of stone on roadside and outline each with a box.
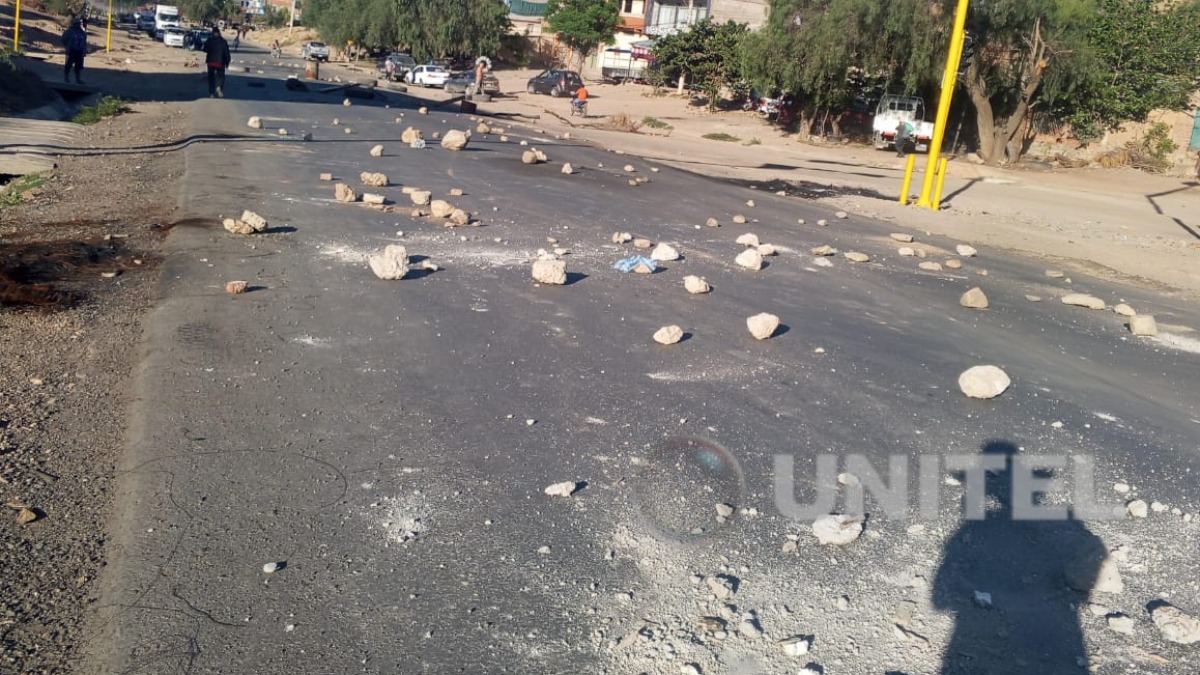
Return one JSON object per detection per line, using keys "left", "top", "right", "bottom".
{"left": 448, "top": 209, "right": 471, "bottom": 226}
{"left": 335, "top": 183, "right": 358, "bottom": 203}
{"left": 732, "top": 214, "right": 747, "bottom": 224}
{"left": 223, "top": 218, "right": 255, "bottom": 235}
{"left": 811, "top": 245, "right": 836, "bottom": 256}
{"left": 1151, "top": 603, "right": 1200, "bottom": 644}
{"left": 226, "top": 280, "right": 248, "bottom": 294}
{"left": 544, "top": 481, "right": 579, "bottom": 497}
{"left": 15, "top": 508, "right": 38, "bottom": 524}
{"left": 418, "top": 106, "right": 429, "bottom": 115}
{"left": 239, "top": 210, "right": 268, "bottom": 232}
{"left": 919, "top": 261, "right": 943, "bottom": 271}
{"left": 746, "top": 312, "right": 780, "bottom": 340}
{"left": 1113, "top": 303, "right": 1136, "bottom": 317}
{"left": 945, "top": 259, "right": 963, "bottom": 269}
{"left": 612, "top": 232, "right": 632, "bottom": 244}
{"left": 1061, "top": 293, "right": 1107, "bottom": 310}
{"left": 561, "top": 163, "right": 574, "bottom": 175}
{"left": 817, "top": 219, "right": 829, "bottom": 226}
{"left": 706, "top": 217, "right": 719, "bottom": 227}
{"left": 360, "top": 171, "right": 389, "bottom": 187}
{"left": 409, "top": 190, "right": 432, "bottom": 206}
{"left": 476, "top": 122, "right": 490, "bottom": 134}
{"left": 369, "top": 144, "right": 384, "bottom": 157}
{"left": 653, "top": 325, "right": 684, "bottom": 345}
{"left": 1065, "top": 547, "right": 1123, "bottom": 594}
{"left": 736, "top": 248, "right": 764, "bottom": 270}
{"left": 706, "top": 575, "right": 736, "bottom": 599}
{"left": 683, "top": 276, "right": 711, "bottom": 294}
{"left": 844, "top": 251, "right": 870, "bottom": 263}
{"left": 1025, "top": 295, "right": 1042, "bottom": 302}
{"left": 247, "top": 116, "right": 262, "bottom": 129}
{"left": 890, "top": 233, "right": 914, "bottom": 243}
{"left": 746, "top": 199, "right": 755, "bottom": 207}
{"left": 779, "top": 636, "right": 811, "bottom": 657}
{"left": 757, "top": 244, "right": 776, "bottom": 256}
{"left": 960, "top": 287, "right": 989, "bottom": 309}
{"left": 633, "top": 238, "right": 653, "bottom": 249}
{"left": 1127, "top": 500, "right": 1148, "bottom": 518}
{"left": 522, "top": 150, "right": 539, "bottom": 164}
{"left": 362, "top": 193, "right": 386, "bottom": 205}
{"left": 812, "top": 513, "right": 864, "bottom": 545}
{"left": 898, "top": 246, "right": 916, "bottom": 256}
{"left": 1107, "top": 613, "right": 1135, "bottom": 635}
{"left": 532, "top": 259, "right": 568, "bottom": 285}
{"left": 343, "top": 98, "right": 352, "bottom": 107}
{"left": 715, "top": 503, "right": 735, "bottom": 517}
{"left": 441, "top": 130, "right": 470, "bottom": 151}
{"left": 430, "top": 200, "right": 455, "bottom": 218}
{"left": 1046, "top": 270, "right": 1065, "bottom": 278}
{"left": 368, "top": 244, "right": 409, "bottom": 280}
{"left": 277, "top": 128, "right": 289, "bottom": 136}
{"left": 319, "top": 172, "right": 333, "bottom": 181}
{"left": 956, "top": 244, "right": 978, "bottom": 257}
{"left": 835, "top": 210, "right": 848, "bottom": 219}
{"left": 651, "top": 243, "right": 680, "bottom": 261}
{"left": 957, "top": 365, "right": 1011, "bottom": 399}
{"left": 736, "top": 233, "right": 760, "bottom": 247}
{"left": 401, "top": 127, "right": 423, "bottom": 144}
{"left": 1129, "top": 314, "right": 1157, "bottom": 336}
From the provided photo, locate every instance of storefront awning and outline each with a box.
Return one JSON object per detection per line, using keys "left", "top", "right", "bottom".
{"left": 630, "top": 40, "right": 653, "bottom": 60}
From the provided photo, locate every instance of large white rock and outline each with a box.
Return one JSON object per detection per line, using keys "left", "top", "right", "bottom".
{"left": 544, "top": 481, "right": 579, "bottom": 497}
{"left": 1061, "top": 293, "right": 1107, "bottom": 310}
{"left": 1151, "top": 603, "right": 1200, "bottom": 644}
{"left": 683, "top": 276, "right": 711, "bottom": 294}
{"left": 532, "top": 259, "right": 567, "bottom": 285}
{"left": 653, "top": 325, "right": 684, "bottom": 345}
{"left": 369, "top": 144, "right": 384, "bottom": 157}
{"left": 441, "top": 129, "right": 470, "bottom": 150}
{"left": 957, "top": 365, "right": 1011, "bottom": 399}
{"left": 812, "top": 514, "right": 864, "bottom": 545}
{"left": 956, "top": 244, "right": 978, "bottom": 257}
{"left": 1064, "top": 548, "right": 1123, "bottom": 594}
{"left": 368, "top": 245, "right": 409, "bottom": 280}
{"left": 736, "top": 249, "right": 764, "bottom": 270}
{"left": 746, "top": 312, "right": 780, "bottom": 340}
{"left": 844, "top": 251, "right": 870, "bottom": 263}
{"left": 735, "top": 233, "right": 760, "bottom": 247}
{"left": 247, "top": 116, "right": 263, "bottom": 129}
{"left": 1129, "top": 314, "right": 1157, "bottom": 336}
{"left": 429, "top": 199, "right": 455, "bottom": 218}
{"left": 360, "top": 171, "right": 388, "bottom": 187}
{"left": 960, "top": 287, "right": 989, "bottom": 309}
{"left": 650, "top": 243, "right": 680, "bottom": 261}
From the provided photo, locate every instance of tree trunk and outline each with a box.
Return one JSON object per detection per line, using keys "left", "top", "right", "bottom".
{"left": 965, "top": 18, "right": 1049, "bottom": 165}
{"left": 677, "top": 70, "right": 686, "bottom": 95}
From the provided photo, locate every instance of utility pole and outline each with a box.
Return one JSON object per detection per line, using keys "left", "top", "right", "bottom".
{"left": 916, "top": 0, "right": 970, "bottom": 208}
{"left": 13, "top": 0, "right": 21, "bottom": 51}
{"left": 288, "top": 0, "right": 296, "bottom": 35}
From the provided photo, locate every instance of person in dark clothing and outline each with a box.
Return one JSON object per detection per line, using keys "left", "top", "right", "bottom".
{"left": 204, "top": 27, "right": 232, "bottom": 98}
{"left": 62, "top": 19, "right": 88, "bottom": 84}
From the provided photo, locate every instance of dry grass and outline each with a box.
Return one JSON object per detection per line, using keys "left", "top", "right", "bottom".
{"left": 600, "top": 112, "right": 643, "bottom": 133}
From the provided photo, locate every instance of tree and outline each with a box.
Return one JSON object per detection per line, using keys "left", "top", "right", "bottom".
{"left": 544, "top": 0, "right": 621, "bottom": 69}
{"left": 304, "top": 0, "right": 510, "bottom": 57}
{"left": 651, "top": 19, "right": 749, "bottom": 110}
{"left": 179, "top": 0, "right": 241, "bottom": 22}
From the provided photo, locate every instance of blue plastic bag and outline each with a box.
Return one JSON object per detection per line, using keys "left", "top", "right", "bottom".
{"left": 612, "top": 255, "right": 657, "bottom": 273}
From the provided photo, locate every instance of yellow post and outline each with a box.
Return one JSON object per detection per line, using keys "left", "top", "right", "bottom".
{"left": 13, "top": 0, "right": 20, "bottom": 51}
{"left": 899, "top": 153, "right": 917, "bottom": 205}
{"left": 916, "top": 0, "right": 970, "bottom": 207}
{"left": 105, "top": 0, "right": 113, "bottom": 52}
{"left": 931, "top": 157, "right": 950, "bottom": 210}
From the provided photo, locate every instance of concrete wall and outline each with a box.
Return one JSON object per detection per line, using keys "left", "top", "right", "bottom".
{"left": 709, "top": 0, "right": 767, "bottom": 28}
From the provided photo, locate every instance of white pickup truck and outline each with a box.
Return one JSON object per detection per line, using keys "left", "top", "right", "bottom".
{"left": 872, "top": 95, "right": 935, "bottom": 152}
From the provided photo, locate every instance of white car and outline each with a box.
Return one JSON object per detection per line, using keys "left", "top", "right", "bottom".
{"left": 163, "top": 27, "right": 186, "bottom": 48}
{"left": 406, "top": 65, "right": 450, "bottom": 87}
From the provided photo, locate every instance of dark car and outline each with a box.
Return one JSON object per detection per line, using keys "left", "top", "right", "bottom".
{"left": 184, "top": 28, "right": 212, "bottom": 51}
{"left": 444, "top": 71, "right": 501, "bottom": 95}
{"left": 526, "top": 69, "right": 583, "bottom": 97}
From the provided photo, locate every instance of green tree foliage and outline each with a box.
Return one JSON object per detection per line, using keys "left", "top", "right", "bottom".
{"left": 1052, "top": 0, "right": 1200, "bottom": 140}
{"left": 651, "top": 19, "right": 749, "bottom": 109}
{"left": 179, "top": 0, "right": 242, "bottom": 23}
{"left": 304, "top": 0, "right": 510, "bottom": 57}
{"left": 544, "top": 0, "right": 621, "bottom": 68}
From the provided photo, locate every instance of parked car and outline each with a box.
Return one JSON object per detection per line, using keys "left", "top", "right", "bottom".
{"left": 526, "top": 69, "right": 583, "bottom": 97}
{"left": 444, "top": 71, "right": 500, "bottom": 95}
{"left": 162, "top": 27, "right": 186, "bottom": 48}
{"left": 137, "top": 13, "right": 155, "bottom": 33}
{"left": 379, "top": 53, "right": 418, "bottom": 81}
{"left": 405, "top": 64, "right": 451, "bottom": 87}
{"left": 184, "top": 28, "right": 211, "bottom": 51}
{"left": 300, "top": 41, "right": 330, "bottom": 61}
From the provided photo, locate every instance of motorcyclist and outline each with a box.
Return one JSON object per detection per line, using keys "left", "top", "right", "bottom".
{"left": 571, "top": 83, "right": 588, "bottom": 112}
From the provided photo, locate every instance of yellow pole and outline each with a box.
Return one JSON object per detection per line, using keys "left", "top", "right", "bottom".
{"left": 931, "top": 157, "right": 950, "bottom": 210}
{"left": 105, "top": 0, "right": 113, "bottom": 52}
{"left": 13, "top": 0, "right": 20, "bottom": 51}
{"left": 916, "top": 0, "right": 970, "bottom": 207}
{"left": 899, "top": 153, "right": 917, "bottom": 205}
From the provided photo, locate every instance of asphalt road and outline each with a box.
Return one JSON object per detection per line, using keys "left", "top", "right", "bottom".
{"left": 87, "top": 57, "right": 1200, "bottom": 675}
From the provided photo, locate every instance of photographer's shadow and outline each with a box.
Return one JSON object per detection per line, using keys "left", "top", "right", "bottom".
{"left": 933, "top": 440, "right": 1110, "bottom": 674}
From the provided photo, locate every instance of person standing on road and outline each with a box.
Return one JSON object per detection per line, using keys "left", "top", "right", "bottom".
{"left": 895, "top": 119, "right": 915, "bottom": 157}
{"left": 61, "top": 18, "right": 88, "bottom": 84}
{"left": 204, "top": 27, "right": 232, "bottom": 98}
{"left": 232, "top": 33, "right": 240, "bottom": 51}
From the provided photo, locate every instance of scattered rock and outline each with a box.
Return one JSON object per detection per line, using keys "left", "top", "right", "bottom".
{"left": 448, "top": 209, "right": 471, "bottom": 226}
{"left": 738, "top": 615, "right": 763, "bottom": 639}
{"left": 745, "top": 199, "right": 755, "bottom": 207}
{"left": 844, "top": 251, "right": 870, "bottom": 263}
{"left": 653, "top": 325, "right": 684, "bottom": 345}
{"left": 360, "top": 171, "right": 388, "bottom": 187}
{"left": 1126, "top": 500, "right": 1148, "bottom": 518}
{"left": 680, "top": 664, "right": 701, "bottom": 675}
{"left": 650, "top": 243, "right": 680, "bottom": 261}
{"left": 817, "top": 218, "right": 829, "bottom": 226}
{"left": 957, "top": 365, "right": 1011, "bottom": 399}
{"left": 956, "top": 244, "right": 978, "bottom": 257}
{"left": 1025, "top": 295, "right": 1042, "bottom": 302}
{"left": 369, "top": 144, "right": 384, "bottom": 157}
{"left": 1151, "top": 603, "right": 1200, "bottom": 644}
{"left": 707, "top": 575, "right": 737, "bottom": 599}
{"left": 441, "top": 130, "right": 470, "bottom": 150}
{"left": 532, "top": 259, "right": 568, "bottom": 285}
{"left": 973, "top": 591, "right": 994, "bottom": 609}
{"left": 401, "top": 127, "right": 423, "bottom": 144}
{"left": 890, "top": 233, "right": 914, "bottom": 242}
{"left": 1107, "top": 613, "right": 1135, "bottom": 635}
{"left": 683, "top": 276, "right": 711, "bottom": 294}
{"left": 368, "top": 244, "right": 409, "bottom": 280}
{"left": 1129, "top": 315, "right": 1157, "bottom": 336}
{"left": 706, "top": 217, "right": 719, "bottom": 227}
{"left": 1113, "top": 482, "right": 1130, "bottom": 494}
{"left": 247, "top": 116, "right": 262, "bottom": 129}
{"left": 732, "top": 214, "right": 747, "bottom": 224}
{"left": 835, "top": 211, "right": 848, "bottom": 219}
{"left": 418, "top": 106, "right": 429, "bottom": 115}
{"left": 1113, "top": 303, "right": 1136, "bottom": 317}
{"left": 715, "top": 503, "right": 735, "bottom": 517}
{"left": 335, "top": 183, "right": 358, "bottom": 203}
{"left": 522, "top": 150, "right": 539, "bottom": 165}
{"left": 225, "top": 280, "right": 248, "bottom": 294}
{"left": 633, "top": 238, "right": 653, "bottom": 249}
{"left": 1061, "top": 293, "right": 1107, "bottom": 310}
{"left": 1045, "top": 270, "right": 1065, "bottom": 278}
{"left": 362, "top": 193, "right": 386, "bottom": 205}
{"left": 277, "top": 128, "right": 289, "bottom": 136}
{"left": 223, "top": 210, "right": 269, "bottom": 234}
{"left": 837, "top": 472, "right": 861, "bottom": 487}
{"left": 476, "top": 122, "right": 491, "bottom": 134}
{"left": 561, "top": 163, "right": 574, "bottom": 175}
{"left": 262, "top": 561, "right": 281, "bottom": 574}
{"left": 612, "top": 232, "right": 633, "bottom": 244}
{"left": 736, "top": 233, "right": 760, "bottom": 247}
{"left": 779, "top": 635, "right": 811, "bottom": 657}
{"left": 319, "top": 172, "right": 333, "bottom": 181}
{"left": 736, "top": 249, "right": 764, "bottom": 270}
{"left": 15, "top": 507, "right": 39, "bottom": 524}
{"left": 918, "top": 261, "right": 943, "bottom": 271}
{"left": 343, "top": 98, "right": 352, "bottom": 107}
{"left": 746, "top": 312, "right": 780, "bottom": 340}
{"left": 898, "top": 246, "right": 916, "bottom": 256}
{"left": 409, "top": 190, "right": 432, "bottom": 206}
{"left": 544, "top": 481, "right": 579, "bottom": 497}
{"left": 945, "top": 259, "right": 963, "bottom": 269}
{"left": 960, "top": 287, "right": 989, "bottom": 309}
{"left": 811, "top": 245, "right": 836, "bottom": 256}
{"left": 430, "top": 199, "right": 455, "bottom": 218}
{"left": 812, "top": 513, "right": 864, "bottom": 545}
{"left": 1065, "top": 548, "right": 1123, "bottom": 594}
{"left": 223, "top": 218, "right": 255, "bottom": 235}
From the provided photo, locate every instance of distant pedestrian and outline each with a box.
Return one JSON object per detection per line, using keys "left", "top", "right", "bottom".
{"left": 895, "top": 120, "right": 915, "bottom": 157}
{"left": 204, "top": 27, "right": 231, "bottom": 98}
{"left": 232, "top": 34, "right": 240, "bottom": 51}
{"left": 61, "top": 19, "right": 88, "bottom": 84}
